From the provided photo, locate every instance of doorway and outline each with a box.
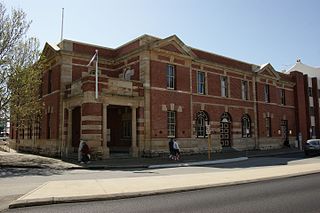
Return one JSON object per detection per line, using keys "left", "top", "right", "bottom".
{"left": 72, "top": 106, "right": 81, "bottom": 149}
{"left": 107, "top": 105, "right": 132, "bottom": 153}
{"left": 220, "top": 112, "right": 232, "bottom": 147}
{"left": 281, "top": 120, "right": 289, "bottom": 147}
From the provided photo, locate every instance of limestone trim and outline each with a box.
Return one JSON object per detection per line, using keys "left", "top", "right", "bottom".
{"left": 81, "top": 125, "right": 102, "bottom": 130}
{"left": 82, "top": 116, "right": 102, "bottom": 121}
{"left": 193, "top": 102, "right": 254, "bottom": 110}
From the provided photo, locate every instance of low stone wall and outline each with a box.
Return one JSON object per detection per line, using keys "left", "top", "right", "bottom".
{"left": 8, "top": 139, "right": 61, "bottom": 157}
{"left": 258, "top": 137, "right": 296, "bottom": 150}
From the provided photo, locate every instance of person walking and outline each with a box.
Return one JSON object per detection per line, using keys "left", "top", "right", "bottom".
{"left": 168, "top": 138, "right": 174, "bottom": 160}
{"left": 173, "top": 139, "right": 180, "bottom": 160}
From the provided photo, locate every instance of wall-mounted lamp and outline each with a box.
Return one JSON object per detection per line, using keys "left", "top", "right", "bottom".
{"left": 278, "top": 129, "right": 281, "bottom": 135}
{"left": 289, "top": 130, "right": 292, "bottom": 135}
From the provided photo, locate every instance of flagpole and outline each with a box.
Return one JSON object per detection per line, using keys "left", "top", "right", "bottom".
{"left": 95, "top": 49, "right": 98, "bottom": 100}
{"left": 60, "top": 8, "right": 64, "bottom": 42}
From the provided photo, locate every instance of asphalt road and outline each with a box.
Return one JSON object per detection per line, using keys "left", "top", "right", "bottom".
{"left": 0, "top": 153, "right": 319, "bottom": 211}
{"left": 3, "top": 172, "right": 320, "bottom": 213}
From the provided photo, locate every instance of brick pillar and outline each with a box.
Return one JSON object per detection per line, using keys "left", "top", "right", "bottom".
{"left": 66, "top": 108, "right": 72, "bottom": 158}
{"left": 291, "top": 71, "right": 308, "bottom": 149}
{"left": 312, "top": 78, "right": 320, "bottom": 138}
{"left": 130, "top": 106, "right": 138, "bottom": 157}
{"left": 102, "top": 103, "right": 110, "bottom": 159}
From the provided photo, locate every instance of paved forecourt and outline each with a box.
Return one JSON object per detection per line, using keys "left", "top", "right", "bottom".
{"left": 10, "top": 159, "right": 320, "bottom": 209}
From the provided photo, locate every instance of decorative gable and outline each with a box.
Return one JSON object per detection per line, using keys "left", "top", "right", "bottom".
{"left": 42, "top": 43, "right": 59, "bottom": 60}
{"left": 160, "top": 43, "right": 184, "bottom": 55}
{"left": 151, "top": 35, "right": 196, "bottom": 58}
{"left": 257, "top": 63, "right": 280, "bottom": 80}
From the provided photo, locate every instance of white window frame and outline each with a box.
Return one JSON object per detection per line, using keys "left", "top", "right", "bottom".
{"left": 241, "top": 115, "right": 251, "bottom": 138}
{"left": 197, "top": 71, "right": 205, "bottom": 94}
{"left": 167, "top": 64, "right": 175, "bottom": 89}
{"left": 167, "top": 111, "right": 176, "bottom": 137}
{"left": 221, "top": 76, "right": 228, "bottom": 97}
{"left": 242, "top": 80, "right": 248, "bottom": 100}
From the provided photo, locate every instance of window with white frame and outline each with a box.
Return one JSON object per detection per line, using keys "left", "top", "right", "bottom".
{"left": 196, "top": 111, "right": 209, "bottom": 137}
{"left": 241, "top": 114, "right": 251, "bottom": 138}
{"left": 264, "top": 84, "right": 270, "bottom": 103}
{"left": 197, "top": 71, "right": 205, "bottom": 94}
{"left": 241, "top": 80, "right": 248, "bottom": 100}
{"left": 167, "top": 64, "right": 175, "bottom": 89}
{"left": 221, "top": 76, "right": 228, "bottom": 97}
{"left": 167, "top": 111, "right": 176, "bottom": 137}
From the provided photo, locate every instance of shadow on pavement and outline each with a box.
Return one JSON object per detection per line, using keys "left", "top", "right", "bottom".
{"left": 0, "top": 168, "right": 64, "bottom": 178}
{"left": 197, "top": 152, "right": 312, "bottom": 169}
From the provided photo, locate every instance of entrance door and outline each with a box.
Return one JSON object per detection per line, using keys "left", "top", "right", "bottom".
{"left": 72, "top": 106, "right": 81, "bottom": 149}
{"left": 281, "top": 120, "right": 289, "bottom": 146}
{"left": 220, "top": 112, "right": 232, "bottom": 147}
{"left": 107, "top": 105, "right": 132, "bottom": 153}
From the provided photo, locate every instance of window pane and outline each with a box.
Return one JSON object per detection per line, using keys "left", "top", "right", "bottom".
{"left": 167, "top": 65, "right": 175, "bottom": 89}
{"left": 242, "top": 81, "right": 248, "bottom": 100}
{"left": 221, "top": 76, "right": 228, "bottom": 97}
{"left": 167, "top": 111, "right": 176, "bottom": 137}
{"left": 197, "top": 71, "right": 205, "bottom": 94}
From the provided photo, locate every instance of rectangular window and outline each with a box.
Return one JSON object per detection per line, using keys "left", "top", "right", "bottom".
{"left": 309, "top": 106, "right": 314, "bottom": 116}
{"left": 221, "top": 76, "right": 228, "bottom": 97}
{"left": 197, "top": 71, "right": 205, "bottom": 94}
{"left": 122, "top": 120, "right": 131, "bottom": 138}
{"left": 311, "top": 126, "right": 316, "bottom": 138}
{"left": 280, "top": 89, "right": 286, "bottom": 105}
{"left": 264, "top": 84, "right": 270, "bottom": 103}
{"left": 241, "top": 80, "right": 248, "bottom": 100}
{"left": 266, "top": 117, "right": 272, "bottom": 137}
{"left": 48, "top": 70, "right": 52, "bottom": 94}
{"left": 167, "top": 64, "right": 175, "bottom": 89}
{"left": 308, "top": 87, "right": 313, "bottom": 97}
{"left": 46, "top": 113, "right": 51, "bottom": 139}
{"left": 167, "top": 111, "right": 176, "bottom": 137}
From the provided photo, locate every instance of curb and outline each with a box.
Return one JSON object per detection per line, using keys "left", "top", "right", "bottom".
{"left": 9, "top": 168, "right": 320, "bottom": 209}
{"left": 1, "top": 150, "right": 303, "bottom": 170}
{"left": 248, "top": 150, "right": 303, "bottom": 158}
{"left": 148, "top": 157, "right": 248, "bottom": 169}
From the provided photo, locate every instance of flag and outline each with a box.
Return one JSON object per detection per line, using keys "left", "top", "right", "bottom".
{"left": 87, "top": 50, "right": 99, "bottom": 99}
{"left": 87, "top": 51, "right": 97, "bottom": 67}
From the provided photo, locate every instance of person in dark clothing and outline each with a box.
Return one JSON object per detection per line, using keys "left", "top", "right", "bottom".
{"left": 168, "top": 138, "right": 174, "bottom": 159}
{"left": 80, "top": 142, "right": 90, "bottom": 163}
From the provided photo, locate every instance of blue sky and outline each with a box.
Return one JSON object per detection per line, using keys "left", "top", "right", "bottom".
{"left": 2, "top": 0, "right": 319, "bottom": 71}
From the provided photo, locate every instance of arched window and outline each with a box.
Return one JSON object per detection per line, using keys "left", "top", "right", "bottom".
{"left": 196, "top": 111, "right": 209, "bottom": 137}
{"left": 241, "top": 114, "right": 251, "bottom": 138}
{"left": 220, "top": 112, "right": 232, "bottom": 147}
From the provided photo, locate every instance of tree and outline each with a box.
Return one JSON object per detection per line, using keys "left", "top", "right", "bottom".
{"left": 0, "top": 2, "right": 31, "bottom": 131}
{"left": 8, "top": 38, "right": 45, "bottom": 143}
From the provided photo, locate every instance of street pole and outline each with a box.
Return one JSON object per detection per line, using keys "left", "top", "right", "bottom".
{"left": 208, "top": 133, "right": 211, "bottom": 160}
{"left": 206, "top": 123, "right": 211, "bottom": 160}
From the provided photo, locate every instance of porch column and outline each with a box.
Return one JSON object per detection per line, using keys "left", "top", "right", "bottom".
{"left": 130, "top": 106, "right": 138, "bottom": 157}
{"left": 66, "top": 108, "right": 72, "bottom": 158}
{"left": 102, "top": 103, "right": 110, "bottom": 159}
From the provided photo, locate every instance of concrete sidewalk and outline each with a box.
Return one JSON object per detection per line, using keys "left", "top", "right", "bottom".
{"left": 9, "top": 160, "right": 320, "bottom": 209}
{"left": 1, "top": 147, "right": 302, "bottom": 170}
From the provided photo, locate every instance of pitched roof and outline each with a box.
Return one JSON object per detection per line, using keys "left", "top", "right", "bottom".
{"left": 286, "top": 60, "right": 320, "bottom": 78}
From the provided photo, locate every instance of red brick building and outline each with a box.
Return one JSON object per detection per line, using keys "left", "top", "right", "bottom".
{"left": 10, "top": 35, "right": 300, "bottom": 158}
